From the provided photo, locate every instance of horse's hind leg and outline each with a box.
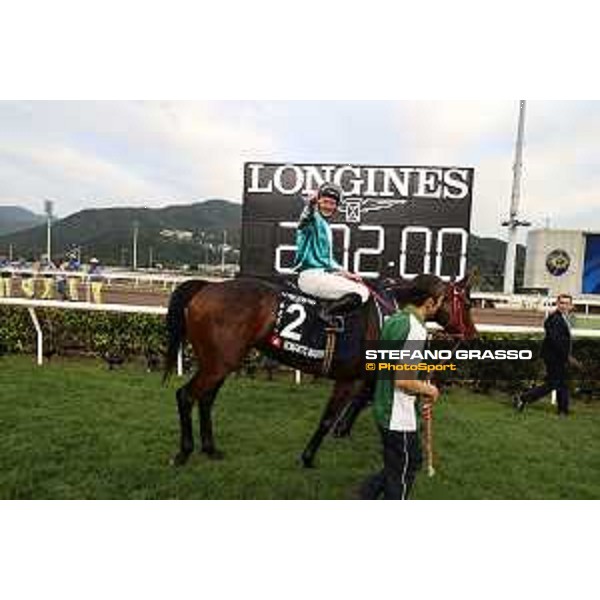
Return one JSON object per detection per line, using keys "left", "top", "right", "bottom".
{"left": 173, "top": 383, "right": 195, "bottom": 467}
{"left": 300, "top": 380, "right": 355, "bottom": 469}
{"left": 197, "top": 378, "right": 225, "bottom": 459}
{"left": 333, "top": 378, "right": 375, "bottom": 438}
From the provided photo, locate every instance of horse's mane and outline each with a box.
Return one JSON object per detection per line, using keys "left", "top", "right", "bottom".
{"left": 378, "top": 278, "right": 419, "bottom": 305}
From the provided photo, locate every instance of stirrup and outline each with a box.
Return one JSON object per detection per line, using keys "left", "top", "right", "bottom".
{"left": 322, "top": 314, "right": 345, "bottom": 333}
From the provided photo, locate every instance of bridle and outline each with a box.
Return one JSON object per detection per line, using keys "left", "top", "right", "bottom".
{"left": 436, "top": 282, "right": 476, "bottom": 342}
{"left": 365, "top": 278, "right": 477, "bottom": 341}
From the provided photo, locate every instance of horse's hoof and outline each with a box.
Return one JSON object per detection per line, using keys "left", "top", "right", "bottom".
{"left": 204, "top": 449, "right": 225, "bottom": 461}
{"left": 300, "top": 456, "right": 315, "bottom": 469}
{"left": 171, "top": 451, "right": 191, "bottom": 467}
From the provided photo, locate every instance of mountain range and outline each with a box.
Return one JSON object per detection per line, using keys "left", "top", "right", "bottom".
{"left": 0, "top": 200, "right": 241, "bottom": 268}
{"left": 0, "top": 199, "right": 524, "bottom": 290}
{"left": 0, "top": 206, "right": 45, "bottom": 236}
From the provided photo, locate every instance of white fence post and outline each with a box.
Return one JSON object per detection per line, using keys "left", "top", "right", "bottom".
{"left": 27, "top": 307, "right": 43, "bottom": 366}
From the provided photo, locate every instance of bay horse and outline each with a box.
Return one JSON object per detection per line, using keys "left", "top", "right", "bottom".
{"left": 163, "top": 275, "right": 477, "bottom": 469}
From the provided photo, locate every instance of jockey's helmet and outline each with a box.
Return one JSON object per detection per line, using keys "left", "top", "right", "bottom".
{"left": 318, "top": 182, "right": 343, "bottom": 206}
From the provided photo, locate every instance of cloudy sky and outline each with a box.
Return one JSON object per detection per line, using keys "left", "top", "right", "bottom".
{"left": 1, "top": 100, "right": 599, "bottom": 240}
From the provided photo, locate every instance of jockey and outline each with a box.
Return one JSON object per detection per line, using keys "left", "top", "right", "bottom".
{"left": 293, "top": 182, "right": 370, "bottom": 323}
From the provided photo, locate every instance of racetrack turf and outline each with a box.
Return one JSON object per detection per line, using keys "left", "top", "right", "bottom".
{"left": 1, "top": 355, "right": 599, "bottom": 499}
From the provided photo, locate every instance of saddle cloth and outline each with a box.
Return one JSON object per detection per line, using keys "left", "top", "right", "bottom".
{"left": 264, "top": 286, "right": 368, "bottom": 373}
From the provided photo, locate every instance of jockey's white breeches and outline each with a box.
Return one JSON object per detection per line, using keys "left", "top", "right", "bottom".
{"left": 298, "top": 269, "right": 370, "bottom": 303}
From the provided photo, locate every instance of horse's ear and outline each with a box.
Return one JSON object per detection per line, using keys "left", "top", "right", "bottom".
{"left": 458, "top": 268, "right": 479, "bottom": 290}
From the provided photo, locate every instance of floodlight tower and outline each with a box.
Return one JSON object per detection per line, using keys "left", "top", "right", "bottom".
{"left": 502, "top": 100, "right": 531, "bottom": 295}
{"left": 132, "top": 220, "right": 139, "bottom": 271}
{"left": 221, "top": 230, "right": 227, "bottom": 274}
{"left": 44, "top": 200, "right": 54, "bottom": 262}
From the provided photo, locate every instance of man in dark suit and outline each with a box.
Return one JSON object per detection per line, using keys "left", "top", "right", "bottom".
{"left": 514, "top": 294, "right": 580, "bottom": 416}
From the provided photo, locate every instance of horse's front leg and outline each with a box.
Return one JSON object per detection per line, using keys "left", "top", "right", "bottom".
{"left": 300, "top": 380, "right": 355, "bottom": 469}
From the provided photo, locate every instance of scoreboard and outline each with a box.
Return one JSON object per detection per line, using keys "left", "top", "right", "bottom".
{"left": 240, "top": 162, "right": 474, "bottom": 281}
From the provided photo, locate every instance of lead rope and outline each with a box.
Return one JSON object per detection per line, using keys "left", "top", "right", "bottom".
{"left": 423, "top": 335, "right": 462, "bottom": 478}
{"left": 423, "top": 333, "right": 436, "bottom": 477}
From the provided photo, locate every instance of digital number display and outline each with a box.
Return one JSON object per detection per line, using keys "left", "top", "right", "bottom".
{"left": 241, "top": 162, "right": 474, "bottom": 281}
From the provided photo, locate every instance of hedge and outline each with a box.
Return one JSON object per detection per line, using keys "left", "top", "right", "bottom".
{"left": 1, "top": 307, "right": 599, "bottom": 398}
{"left": 0, "top": 307, "right": 262, "bottom": 375}
{"left": 0, "top": 306, "right": 166, "bottom": 358}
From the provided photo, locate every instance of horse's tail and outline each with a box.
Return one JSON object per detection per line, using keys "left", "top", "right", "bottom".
{"left": 163, "top": 279, "right": 212, "bottom": 384}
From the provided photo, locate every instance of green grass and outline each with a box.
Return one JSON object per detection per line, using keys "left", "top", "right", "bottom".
{"left": 1, "top": 355, "right": 599, "bottom": 499}
{"left": 574, "top": 315, "right": 600, "bottom": 330}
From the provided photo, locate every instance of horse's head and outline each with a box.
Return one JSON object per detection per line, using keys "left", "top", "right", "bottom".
{"left": 381, "top": 272, "right": 478, "bottom": 341}
{"left": 434, "top": 273, "right": 478, "bottom": 341}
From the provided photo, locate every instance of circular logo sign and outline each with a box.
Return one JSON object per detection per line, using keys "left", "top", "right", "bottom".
{"left": 546, "top": 249, "right": 571, "bottom": 277}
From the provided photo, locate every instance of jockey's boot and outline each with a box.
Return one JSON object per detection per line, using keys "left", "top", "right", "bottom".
{"left": 319, "top": 292, "right": 363, "bottom": 328}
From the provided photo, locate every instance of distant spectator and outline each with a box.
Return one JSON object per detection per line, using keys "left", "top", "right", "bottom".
{"left": 40, "top": 256, "right": 57, "bottom": 300}
{"left": 88, "top": 257, "right": 104, "bottom": 304}
{"left": 67, "top": 253, "right": 81, "bottom": 270}
{"left": 0, "top": 257, "right": 12, "bottom": 298}
{"left": 56, "top": 259, "right": 69, "bottom": 301}
{"left": 20, "top": 259, "right": 35, "bottom": 299}
{"left": 66, "top": 253, "right": 81, "bottom": 301}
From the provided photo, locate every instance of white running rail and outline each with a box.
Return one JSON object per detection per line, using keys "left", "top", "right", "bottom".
{"left": 2, "top": 299, "right": 600, "bottom": 379}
